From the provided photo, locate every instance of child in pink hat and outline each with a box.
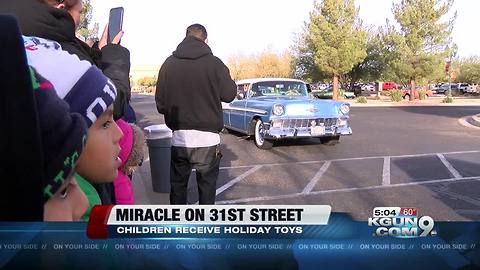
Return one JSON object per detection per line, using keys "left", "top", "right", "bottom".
{"left": 114, "top": 119, "right": 146, "bottom": 204}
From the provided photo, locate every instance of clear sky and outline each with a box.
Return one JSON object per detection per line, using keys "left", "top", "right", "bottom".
{"left": 91, "top": 0, "right": 478, "bottom": 66}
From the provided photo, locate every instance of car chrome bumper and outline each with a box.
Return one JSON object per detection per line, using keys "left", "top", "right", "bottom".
{"left": 264, "top": 125, "right": 352, "bottom": 139}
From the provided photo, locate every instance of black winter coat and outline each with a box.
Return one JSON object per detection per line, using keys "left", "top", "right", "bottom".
{"left": 0, "top": 0, "right": 131, "bottom": 119}
{"left": 155, "top": 36, "right": 237, "bottom": 133}
{"left": 0, "top": 0, "right": 131, "bottom": 205}
{"left": 0, "top": 15, "right": 44, "bottom": 220}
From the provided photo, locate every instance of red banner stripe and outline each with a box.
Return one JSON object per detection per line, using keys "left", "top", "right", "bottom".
{"left": 87, "top": 205, "right": 114, "bottom": 239}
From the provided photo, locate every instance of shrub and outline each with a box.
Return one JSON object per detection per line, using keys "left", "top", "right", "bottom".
{"left": 337, "top": 88, "right": 345, "bottom": 100}
{"left": 390, "top": 89, "right": 403, "bottom": 102}
{"left": 418, "top": 90, "right": 427, "bottom": 100}
{"left": 356, "top": 96, "right": 368, "bottom": 103}
{"left": 137, "top": 76, "right": 157, "bottom": 87}
{"left": 380, "top": 91, "right": 390, "bottom": 96}
{"left": 442, "top": 96, "right": 454, "bottom": 103}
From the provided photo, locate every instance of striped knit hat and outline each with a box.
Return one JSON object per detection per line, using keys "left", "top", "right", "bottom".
{"left": 23, "top": 36, "right": 117, "bottom": 127}
{"left": 29, "top": 67, "right": 88, "bottom": 201}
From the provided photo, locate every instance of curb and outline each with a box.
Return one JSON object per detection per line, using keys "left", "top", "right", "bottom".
{"left": 458, "top": 114, "right": 480, "bottom": 130}
{"left": 350, "top": 102, "right": 480, "bottom": 107}
{"left": 348, "top": 97, "right": 480, "bottom": 107}
{"left": 472, "top": 114, "right": 480, "bottom": 123}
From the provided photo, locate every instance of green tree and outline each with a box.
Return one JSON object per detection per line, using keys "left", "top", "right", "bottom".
{"left": 77, "top": 0, "right": 99, "bottom": 41}
{"left": 390, "top": 0, "right": 456, "bottom": 99}
{"left": 291, "top": 33, "right": 328, "bottom": 83}
{"left": 293, "top": 0, "right": 367, "bottom": 99}
{"left": 345, "top": 29, "right": 386, "bottom": 87}
{"left": 456, "top": 57, "right": 480, "bottom": 84}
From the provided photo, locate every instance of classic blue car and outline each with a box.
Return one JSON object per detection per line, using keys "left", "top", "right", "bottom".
{"left": 222, "top": 78, "right": 352, "bottom": 149}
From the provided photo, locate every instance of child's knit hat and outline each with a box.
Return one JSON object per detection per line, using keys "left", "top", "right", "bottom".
{"left": 23, "top": 36, "right": 117, "bottom": 127}
{"left": 30, "top": 67, "right": 88, "bottom": 202}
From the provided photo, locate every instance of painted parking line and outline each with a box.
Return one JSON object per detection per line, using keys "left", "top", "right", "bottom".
{"left": 382, "top": 157, "right": 391, "bottom": 186}
{"left": 215, "top": 165, "right": 262, "bottom": 196}
{"left": 302, "top": 161, "right": 331, "bottom": 194}
{"left": 431, "top": 185, "right": 480, "bottom": 207}
{"left": 218, "top": 150, "right": 480, "bottom": 170}
{"left": 443, "top": 153, "right": 480, "bottom": 177}
{"left": 455, "top": 209, "right": 480, "bottom": 216}
{"left": 437, "top": 154, "right": 462, "bottom": 179}
{"left": 214, "top": 149, "right": 480, "bottom": 200}
{"left": 216, "top": 176, "right": 480, "bottom": 205}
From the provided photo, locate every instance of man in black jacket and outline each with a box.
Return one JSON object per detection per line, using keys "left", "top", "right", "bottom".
{"left": 0, "top": 0, "right": 131, "bottom": 120}
{"left": 155, "top": 24, "right": 236, "bottom": 204}
{"left": 0, "top": 0, "right": 130, "bottom": 205}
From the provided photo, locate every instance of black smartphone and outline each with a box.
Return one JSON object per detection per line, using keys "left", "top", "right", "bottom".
{"left": 107, "top": 7, "right": 124, "bottom": 44}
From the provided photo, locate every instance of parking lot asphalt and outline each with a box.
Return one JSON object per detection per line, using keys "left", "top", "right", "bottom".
{"left": 131, "top": 93, "right": 480, "bottom": 221}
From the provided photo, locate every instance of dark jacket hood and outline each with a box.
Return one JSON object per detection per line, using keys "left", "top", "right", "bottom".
{"left": 172, "top": 36, "right": 212, "bottom": 60}
{"left": 0, "top": 0, "right": 76, "bottom": 42}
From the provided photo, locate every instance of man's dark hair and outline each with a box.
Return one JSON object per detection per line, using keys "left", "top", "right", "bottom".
{"left": 39, "top": 0, "right": 79, "bottom": 10}
{"left": 186, "top": 24, "right": 207, "bottom": 41}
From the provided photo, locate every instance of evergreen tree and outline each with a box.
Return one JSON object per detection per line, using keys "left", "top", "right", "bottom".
{"left": 77, "top": 0, "right": 99, "bottom": 41}
{"left": 391, "top": 0, "right": 456, "bottom": 99}
{"left": 456, "top": 57, "right": 480, "bottom": 85}
{"left": 293, "top": 0, "right": 367, "bottom": 99}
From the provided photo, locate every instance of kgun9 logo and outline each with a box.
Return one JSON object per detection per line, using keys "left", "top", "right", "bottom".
{"left": 368, "top": 207, "right": 436, "bottom": 238}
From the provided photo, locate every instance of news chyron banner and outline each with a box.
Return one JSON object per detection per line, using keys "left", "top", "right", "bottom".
{"left": 86, "top": 205, "right": 331, "bottom": 239}
{"left": 1, "top": 205, "right": 479, "bottom": 269}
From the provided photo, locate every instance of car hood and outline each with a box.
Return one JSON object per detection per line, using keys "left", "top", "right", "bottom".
{"left": 247, "top": 97, "right": 347, "bottom": 117}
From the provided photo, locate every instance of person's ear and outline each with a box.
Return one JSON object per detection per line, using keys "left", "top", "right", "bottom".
{"left": 56, "top": 3, "right": 66, "bottom": 9}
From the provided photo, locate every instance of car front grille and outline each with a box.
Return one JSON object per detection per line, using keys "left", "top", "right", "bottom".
{"left": 274, "top": 118, "right": 337, "bottom": 129}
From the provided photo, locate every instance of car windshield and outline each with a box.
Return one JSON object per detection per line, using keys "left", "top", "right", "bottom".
{"left": 250, "top": 81, "right": 308, "bottom": 97}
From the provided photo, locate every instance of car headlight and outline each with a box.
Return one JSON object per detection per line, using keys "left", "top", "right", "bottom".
{"left": 272, "top": 104, "right": 285, "bottom": 116}
{"left": 339, "top": 104, "right": 350, "bottom": 114}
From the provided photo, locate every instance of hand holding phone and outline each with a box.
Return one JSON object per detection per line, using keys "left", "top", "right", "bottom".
{"left": 107, "top": 7, "right": 124, "bottom": 44}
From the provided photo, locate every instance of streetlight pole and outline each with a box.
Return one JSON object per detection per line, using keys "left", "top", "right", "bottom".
{"left": 447, "top": 54, "right": 452, "bottom": 98}
{"left": 447, "top": 45, "right": 457, "bottom": 99}
{"left": 447, "top": 53, "right": 452, "bottom": 98}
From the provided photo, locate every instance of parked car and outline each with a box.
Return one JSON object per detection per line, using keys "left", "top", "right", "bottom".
{"left": 309, "top": 83, "right": 329, "bottom": 91}
{"left": 349, "top": 83, "right": 363, "bottom": 96}
{"left": 468, "top": 84, "right": 480, "bottom": 94}
{"left": 382, "top": 82, "right": 398, "bottom": 90}
{"left": 458, "top": 83, "right": 469, "bottom": 93}
{"left": 222, "top": 78, "right": 352, "bottom": 149}
{"left": 311, "top": 86, "right": 356, "bottom": 99}
{"left": 435, "top": 83, "right": 461, "bottom": 95}
{"left": 402, "top": 88, "right": 434, "bottom": 100}
{"left": 361, "top": 83, "right": 376, "bottom": 92}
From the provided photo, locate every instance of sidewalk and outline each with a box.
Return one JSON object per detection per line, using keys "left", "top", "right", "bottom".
{"left": 132, "top": 156, "right": 170, "bottom": 205}
{"left": 348, "top": 96, "right": 480, "bottom": 107}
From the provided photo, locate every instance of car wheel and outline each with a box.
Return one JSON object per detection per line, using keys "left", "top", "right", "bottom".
{"left": 320, "top": 135, "right": 340, "bottom": 146}
{"left": 254, "top": 119, "right": 273, "bottom": 149}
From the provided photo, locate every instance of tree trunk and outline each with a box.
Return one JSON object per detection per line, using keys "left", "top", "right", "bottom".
{"left": 333, "top": 75, "right": 339, "bottom": 100}
{"left": 410, "top": 79, "right": 415, "bottom": 101}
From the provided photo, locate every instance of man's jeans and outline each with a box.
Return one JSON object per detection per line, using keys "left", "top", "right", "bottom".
{"left": 170, "top": 145, "right": 222, "bottom": 204}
